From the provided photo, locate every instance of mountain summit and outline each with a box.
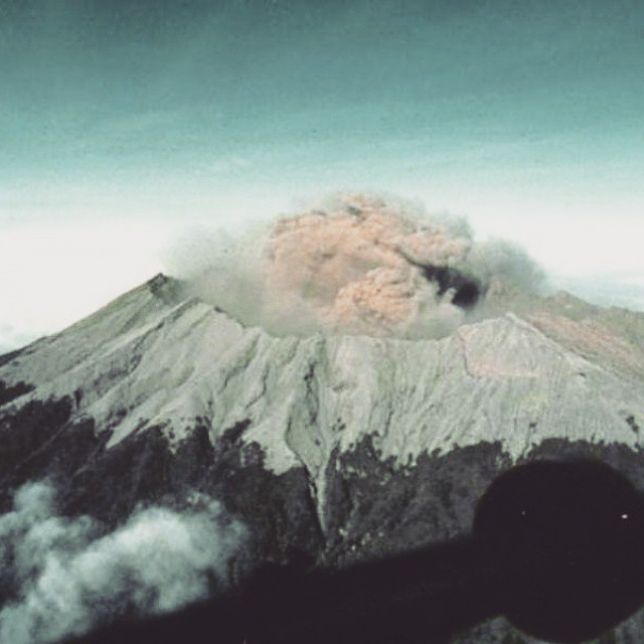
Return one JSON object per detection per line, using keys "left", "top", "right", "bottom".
{"left": 1, "top": 272, "right": 643, "bottom": 642}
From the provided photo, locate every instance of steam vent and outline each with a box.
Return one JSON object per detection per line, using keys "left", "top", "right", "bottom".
{"left": 261, "top": 194, "right": 485, "bottom": 335}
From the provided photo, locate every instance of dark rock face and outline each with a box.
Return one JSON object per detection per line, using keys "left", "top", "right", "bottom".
{"left": 0, "top": 402, "right": 324, "bottom": 564}
{"left": 322, "top": 437, "right": 511, "bottom": 565}
{"left": 185, "top": 422, "right": 326, "bottom": 563}
{"left": 0, "top": 393, "right": 75, "bottom": 511}
{"left": 0, "top": 348, "right": 26, "bottom": 368}
{"left": 0, "top": 394, "right": 642, "bottom": 642}
{"left": 0, "top": 379, "right": 35, "bottom": 407}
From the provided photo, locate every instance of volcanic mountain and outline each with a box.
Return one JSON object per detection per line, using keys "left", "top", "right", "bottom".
{"left": 1, "top": 269, "right": 643, "bottom": 642}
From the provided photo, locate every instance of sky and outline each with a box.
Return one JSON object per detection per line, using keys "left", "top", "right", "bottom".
{"left": 1, "top": 0, "right": 644, "bottom": 351}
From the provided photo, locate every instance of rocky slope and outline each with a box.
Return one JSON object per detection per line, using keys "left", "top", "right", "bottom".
{"left": 0, "top": 273, "right": 642, "bottom": 642}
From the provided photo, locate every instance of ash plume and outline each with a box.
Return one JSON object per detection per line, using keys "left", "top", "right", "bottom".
{"left": 166, "top": 193, "right": 545, "bottom": 338}
{"left": 0, "top": 483, "right": 246, "bottom": 644}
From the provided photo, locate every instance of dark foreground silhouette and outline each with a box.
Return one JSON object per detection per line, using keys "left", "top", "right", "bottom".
{"left": 64, "top": 460, "right": 644, "bottom": 644}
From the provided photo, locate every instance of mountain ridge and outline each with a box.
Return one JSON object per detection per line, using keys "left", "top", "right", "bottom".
{"left": 1, "top": 274, "right": 641, "bottom": 468}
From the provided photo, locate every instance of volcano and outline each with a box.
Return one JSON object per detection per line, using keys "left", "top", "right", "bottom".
{"left": 1, "top": 269, "right": 643, "bottom": 642}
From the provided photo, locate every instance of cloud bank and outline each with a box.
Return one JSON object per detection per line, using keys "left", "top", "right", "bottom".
{"left": 166, "top": 192, "right": 545, "bottom": 338}
{"left": 0, "top": 483, "right": 246, "bottom": 644}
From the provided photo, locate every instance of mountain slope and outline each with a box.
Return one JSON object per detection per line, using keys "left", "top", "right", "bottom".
{"left": 1, "top": 273, "right": 643, "bottom": 643}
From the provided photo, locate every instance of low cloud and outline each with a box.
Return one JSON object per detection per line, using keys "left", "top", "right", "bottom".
{"left": 0, "top": 482, "right": 246, "bottom": 644}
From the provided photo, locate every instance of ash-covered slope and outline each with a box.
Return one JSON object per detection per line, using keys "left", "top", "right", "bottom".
{"left": 1, "top": 273, "right": 643, "bottom": 643}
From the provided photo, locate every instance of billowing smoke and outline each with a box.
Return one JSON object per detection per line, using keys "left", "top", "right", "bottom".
{"left": 0, "top": 482, "right": 246, "bottom": 644}
{"left": 167, "top": 193, "right": 544, "bottom": 338}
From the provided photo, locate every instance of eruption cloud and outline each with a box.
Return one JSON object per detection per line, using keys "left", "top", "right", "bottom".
{"left": 167, "top": 193, "right": 545, "bottom": 338}
{"left": 0, "top": 483, "right": 246, "bottom": 644}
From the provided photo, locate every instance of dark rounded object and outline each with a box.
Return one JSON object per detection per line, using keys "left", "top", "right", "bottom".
{"left": 418, "top": 263, "right": 482, "bottom": 309}
{"left": 452, "top": 281, "right": 480, "bottom": 308}
{"left": 473, "top": 460, "right": 644, "bottom": 643}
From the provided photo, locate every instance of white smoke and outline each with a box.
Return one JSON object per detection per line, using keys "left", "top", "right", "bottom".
{"left": 165, "top": 192, "right": 545, "bottom": 338}
{"left": 0, "top": 482, "right": 246, "bottom": 644}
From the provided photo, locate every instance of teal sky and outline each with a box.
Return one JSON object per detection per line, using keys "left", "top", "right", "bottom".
{"left": 1, "top": 0, "right": 644, "bottom": 348}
